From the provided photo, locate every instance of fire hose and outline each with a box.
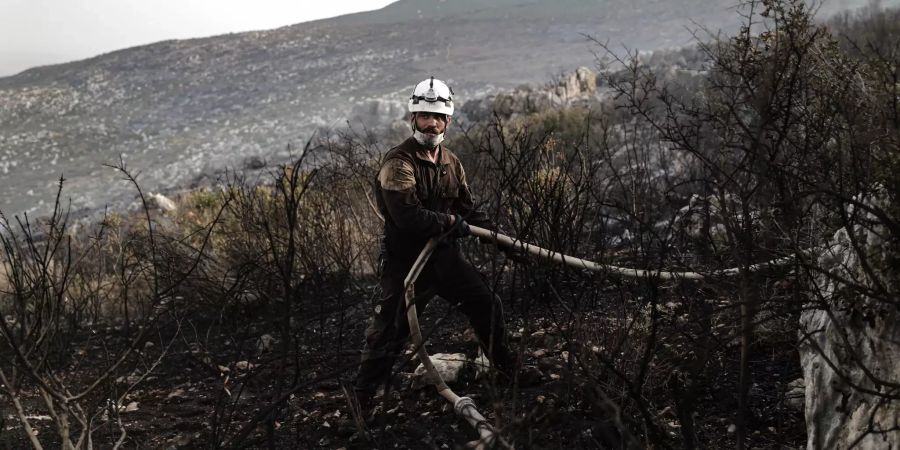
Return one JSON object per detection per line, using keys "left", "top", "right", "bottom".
{"left": 403, "top": 224, "right": 802, "bottom": 448}
{"left": 467, "top": 226, "right": 802, "bottom": 280}
{"left": 403, "top": 238, "right": 497, "bottom": 448}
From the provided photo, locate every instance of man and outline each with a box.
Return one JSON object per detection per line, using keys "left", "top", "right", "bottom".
{"left": 352, "top": 77, "right": 520, "bottom": 418}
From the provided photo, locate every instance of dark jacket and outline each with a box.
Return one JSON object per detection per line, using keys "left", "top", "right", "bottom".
{"left": 376, "top": 137, "right": 493, "bottom": 262}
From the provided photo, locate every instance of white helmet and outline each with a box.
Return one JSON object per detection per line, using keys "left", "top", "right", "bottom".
{"left": 408, "top": 76, "right": 454, "bottom": 116}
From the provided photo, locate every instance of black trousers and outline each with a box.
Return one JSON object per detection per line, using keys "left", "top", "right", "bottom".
{"left": 354, "top": 242, "right": 511, "bottom": 396}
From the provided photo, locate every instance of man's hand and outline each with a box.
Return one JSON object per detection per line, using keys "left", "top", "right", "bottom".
{"left": 500, "top": 245, "right": 529, "bottom": 264}
{"left": 448, "top": 214, "right": 471, "bottom": 238}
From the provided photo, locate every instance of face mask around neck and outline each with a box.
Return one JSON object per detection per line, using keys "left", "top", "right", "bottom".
{"left": 413, "top": 129, "right": 445, "bottom": 148}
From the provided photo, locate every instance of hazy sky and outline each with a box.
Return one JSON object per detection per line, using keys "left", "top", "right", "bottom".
{"left": 0, "top": 0, "right": 395, "bottom": 76}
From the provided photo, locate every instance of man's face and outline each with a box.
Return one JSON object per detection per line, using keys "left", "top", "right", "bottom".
{"left": 413, "top": 112, "right": 450, "bottom": 136}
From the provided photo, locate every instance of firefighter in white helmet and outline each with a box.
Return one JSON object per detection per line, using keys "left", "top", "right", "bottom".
{"left": 408, "top": 76, "right": 454, "bottom": 148}
{"left": 351, "top": 76, "right": 532, "bottom": 422}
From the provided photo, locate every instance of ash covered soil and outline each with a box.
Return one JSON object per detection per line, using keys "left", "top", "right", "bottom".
{"left": 1, "top": 273, "right": 805, "bottom": 449}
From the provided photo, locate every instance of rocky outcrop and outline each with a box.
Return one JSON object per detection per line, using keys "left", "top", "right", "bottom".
{"left": 0, "top": 0, "right": 874, "bottom": 219}
{"left": 553, "top": 66, "right": 597, "bottom": 104}
{"left": 799, "top": 189, "right": 900, "bottom": 449}
{"left": 460, "top": 67, "right": 600, "bottom": 121}
{"left": 348, "top": 98, "right": 407, "bottom": 129}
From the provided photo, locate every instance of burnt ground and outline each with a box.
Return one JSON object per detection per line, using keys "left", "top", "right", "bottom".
{"left": 0, "top": 275, "right": 806, "bottom": 450}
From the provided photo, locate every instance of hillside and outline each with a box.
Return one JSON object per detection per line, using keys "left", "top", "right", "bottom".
{"left": 1, "top": 2, "right": 898, "bottom": 449}
{"left": 0, "top": 0, "right": 887, "bottom": 218}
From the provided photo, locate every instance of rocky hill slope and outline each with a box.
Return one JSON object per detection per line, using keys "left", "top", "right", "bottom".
{"left": 0, "top": 0, "right": 886, "bottom": 218}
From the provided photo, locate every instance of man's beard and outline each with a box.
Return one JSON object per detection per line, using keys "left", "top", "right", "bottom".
{"left": 413, "top": 129, "right": 445, "bottom": 148}
{"left": 412, "top": 120, "right": 445, "bottom": 148}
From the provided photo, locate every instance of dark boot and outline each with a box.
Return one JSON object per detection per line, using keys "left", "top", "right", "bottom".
{"left": 338, "top": 386, "right": 376, "bottom": 438}
{"left": 352, "top": 389, "right": 376, "bottom": 425}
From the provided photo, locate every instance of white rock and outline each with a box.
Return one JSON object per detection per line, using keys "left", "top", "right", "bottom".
{"left": 235, "top": 360, "right": 256, "bottom": 371}
{"left": 147, "top": 192, "right": 176, "bottom": 213}
{"left": 553, "top": 66, "right": 597, "bottom": 104}
{"left": 412, "top": 353, "right": 467, "bottom": 388}
{"left": 799, "top": 187, "right": 900, "bottom": 449}
{"left": 167, "top": 388, "right": 186, "bottom": 400}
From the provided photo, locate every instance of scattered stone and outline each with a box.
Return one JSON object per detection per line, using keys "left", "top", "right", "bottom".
{"left": 147, "top": 192, "right": 177, "bottom": 213}
{"left": 785, "top": 377, "right": 805, "bottom": 410}
{"left": 256, "top": 334, "right": 275, "bottom": 354}
{"left": 167, "top": 388, "right": 186, "bottom": 400}
{"left": 234, "top": 361, "right": 256, "bottom": 371}
{"left": 121, "top": 401, "right": 139, "bottom": 413}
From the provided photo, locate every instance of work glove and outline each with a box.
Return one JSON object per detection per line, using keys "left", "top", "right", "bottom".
{"left": 447, "top": 214, "right": 471, "bottom": 238}
{"left": 500, "top": 244, "right": 530, "bottom": 265}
